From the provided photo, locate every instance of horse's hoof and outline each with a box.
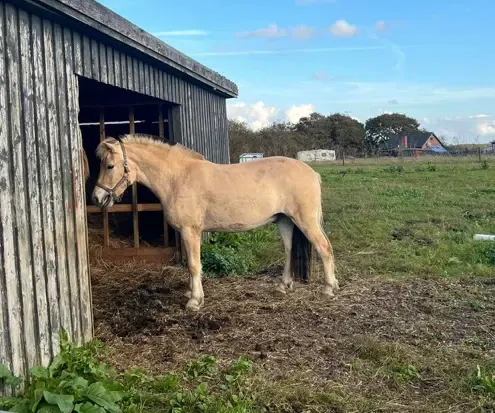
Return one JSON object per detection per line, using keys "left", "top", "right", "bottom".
{"left": 186, "top": 298, "right": 202, "bottom": 312}
{"left": 184, "top": 290, "right": 192, "bottom": 298}
{"left": 275, "top": 285, "right": 287, "bottom": 295}
{"left": 323, "top": 286, "right": 335, "bottom": 297}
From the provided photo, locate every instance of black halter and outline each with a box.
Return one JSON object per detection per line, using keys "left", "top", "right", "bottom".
{"left": 95, "top": 140, "right": 130, "bottom": 203}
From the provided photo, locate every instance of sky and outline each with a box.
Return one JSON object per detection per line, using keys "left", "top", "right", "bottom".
{"left": 99, "top": 0, "right": 495, "bottom": 144}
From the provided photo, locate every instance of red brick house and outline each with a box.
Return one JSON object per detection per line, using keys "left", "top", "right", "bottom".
{"left": 380, "top": 132, "right": 448, "bottom": 156}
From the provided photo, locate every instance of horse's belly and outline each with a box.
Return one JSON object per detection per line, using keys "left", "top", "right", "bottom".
{"left": 202, "top": 205, "right": 279, "bottom": 232}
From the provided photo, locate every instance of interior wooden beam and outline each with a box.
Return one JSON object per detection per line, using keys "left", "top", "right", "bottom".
{"left": 86, "top": 203, "right": 163, "bottom": 213}
{"left": 99, "top": 108, "right": 110, "bottom": 248}
{"left": 129, "top": 107, "right": 139, "bottom": 248}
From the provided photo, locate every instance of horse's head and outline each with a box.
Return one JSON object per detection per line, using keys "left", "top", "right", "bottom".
{"left": 92, "top": 137, "right": 134, "bottom": 208}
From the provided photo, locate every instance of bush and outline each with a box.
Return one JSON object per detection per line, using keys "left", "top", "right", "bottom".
{"left": 201, "top": 228, "right": 281, "bottom": 277}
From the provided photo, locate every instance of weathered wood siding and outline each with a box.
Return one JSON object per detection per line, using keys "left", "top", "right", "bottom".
{"left": 0, "top": 0, "right": 230, "bottom": 386}
{"left": 0, "top": 1, "right": 92, "bottom": 385}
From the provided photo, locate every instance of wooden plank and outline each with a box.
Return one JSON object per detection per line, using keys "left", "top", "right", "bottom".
{"left": 99, "top": 42, "right": 107, "bottom": 84}
{"left": 90, "top": 38, "right": 99, "bottom": 81}
{"left": 99, "top": 108, "right": 109, "bottom": 247}
{"left": 44, "top": 17, "right": 70, "bottom": 355}
{"left": 129, "top": 107, "right": 139, "bottom": 248}
{"left": 72, "top": 31, "right": 82, "bottom": 75}
{"left": 31, "top": 14, "right": 60, "bottom": 359}
{"left": 20, "top": 8, "right": 51, "bottom": 367}
{"left": 107, "top": 45, "right": 114, "bottom": 86}
{"left": 113, "top": 49, "right": 121, "bottom": 88}
{"left": 0, "top": 2, "right": 22, "bottom": 383}
{"left": 101, "top": 247, "right": 177, "bottom": 264}
{"left": 56, "top": 24, "right": 81, "bottom": 343}
{"left": 65, "top": 40, "right": 93, "bottom": 345}
{"left": 86, "top": 203, "right": 163, "bottom": 213}
{"left": 143, "top": 62, "right": 149, "bottom": 96}
{"left": 82, "top": 35, "right": 91, "bottom": 78}
{"left": 6, "top": 4, "right": 36, "bottom": 374}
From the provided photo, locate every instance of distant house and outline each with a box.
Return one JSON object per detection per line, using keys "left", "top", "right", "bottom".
{"left": 380, "top": 132, "right": 448, "bottom": 156}
{"left": 239, "top": 153, "right": 264, "bottom": 163}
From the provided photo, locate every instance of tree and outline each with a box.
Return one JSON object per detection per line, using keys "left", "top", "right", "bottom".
{"left": 364, "top": 113, "right": 421, "bottom": 154}
{"left": 326, "top": 113, "right": 365, "bottom": 156}
{"left": 293, "top": 112, "right": 333, "bottom": 149}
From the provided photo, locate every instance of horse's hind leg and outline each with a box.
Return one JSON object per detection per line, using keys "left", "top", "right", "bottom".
{"left": 181, "top": 227, "right": 204, "bottom": 311}
{"left": 276, "top": 216, "right": 295, "bottom": 294}
{"left": 293, "top": 214, "right": 339, "bottom": 297}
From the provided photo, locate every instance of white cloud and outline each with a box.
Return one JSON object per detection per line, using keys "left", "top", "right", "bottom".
{"left": 227, "top": 101, "right": 280, "bottom": 131}
{"left": 226, "top": 101, "right": 316, "bottom": 129}
{"left": 235, "top": 24, "right": 287, "bottom": 39}
{"left": 328, "top": 20, "right": 358, "bottom": 37}
{"left": 153, "top": 29, "right": 209, "bottom": 37}
{"left": 286, "top": 104, "right": 316, "bottom": 123}
{"left": 420, "top": 115, "right": 495, "bottom": 142}
{"left": 374, "top": 20, "right": 386, "bottom": 32}
{"left": 290, "top": 25, "right": 316, "bottom": 40}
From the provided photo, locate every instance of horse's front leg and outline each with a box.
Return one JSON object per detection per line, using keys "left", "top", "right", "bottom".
{"left": 181, "top": 227, "right": 204, "bottom": 311}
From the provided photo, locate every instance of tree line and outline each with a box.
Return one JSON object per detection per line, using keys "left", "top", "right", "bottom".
{"left": 228, "top": 112, "right": 424, "bottom": 162}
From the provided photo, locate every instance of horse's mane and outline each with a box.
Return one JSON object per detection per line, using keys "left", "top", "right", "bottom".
{"left": 96, "top": 133, "right": 205, "bottom": 161}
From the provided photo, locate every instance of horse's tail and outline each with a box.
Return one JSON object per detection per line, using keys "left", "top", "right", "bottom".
{"left": 290, "top": 171, "right": 323, "bottom": 283}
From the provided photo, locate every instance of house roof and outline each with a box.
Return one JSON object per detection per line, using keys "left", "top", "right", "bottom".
{"left": 383, "top": 131, "right": 441, "bottom": 149}
{"left": 19, "top": 0, "right": 238, "bottom": 98}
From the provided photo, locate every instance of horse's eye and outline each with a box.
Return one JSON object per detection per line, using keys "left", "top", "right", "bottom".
{"left": 107, "top": 164, "right": 114, "bottom": 170}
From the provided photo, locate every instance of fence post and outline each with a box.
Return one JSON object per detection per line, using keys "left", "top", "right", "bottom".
{"left": 478, "top": 147, "right": 482, "bottom": 163}
{"left": 342, "top": 152, "right": 345, "bottom": 166}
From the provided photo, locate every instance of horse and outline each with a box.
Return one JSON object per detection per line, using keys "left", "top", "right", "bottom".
{"left": 91, "top": 133, "right": 339, "bottom": 311}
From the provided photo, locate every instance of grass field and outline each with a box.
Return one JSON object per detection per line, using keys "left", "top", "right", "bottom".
{"left": 2, "top": 159, "right": 494, "bottom": 413}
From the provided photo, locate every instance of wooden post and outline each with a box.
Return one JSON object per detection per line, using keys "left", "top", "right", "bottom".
{"left": 342, "top": 152, "right": 345, "bottom": 166}
{"left": 478, "top": 147, "right": 482, "bottom": 163}
{"left": 129, "top": 107, "right": 139, "bottom": 248}
{"left": 99, "top": 108, "right": 110, "bottom": 248}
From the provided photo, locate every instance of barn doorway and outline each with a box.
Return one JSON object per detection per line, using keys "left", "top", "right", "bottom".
{"left": 78, "top": 76, "right": 179, "bottom": 264}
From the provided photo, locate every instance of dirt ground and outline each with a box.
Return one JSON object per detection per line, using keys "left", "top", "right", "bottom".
{"left": 90, "top": 261, "right": 495, "bottom": 411}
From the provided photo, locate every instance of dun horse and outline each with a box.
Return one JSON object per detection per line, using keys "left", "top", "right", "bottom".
{"left": 91, "top": 134, "right": 339, "bottom": 311}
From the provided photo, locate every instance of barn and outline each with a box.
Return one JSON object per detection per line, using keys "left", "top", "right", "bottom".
{"left": 0, "top": 0, "right": 237, "bottom": 387}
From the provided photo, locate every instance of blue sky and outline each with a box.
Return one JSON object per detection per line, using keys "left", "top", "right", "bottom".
{"left": 100, "top": 0, "right": 495, "bottom": 143}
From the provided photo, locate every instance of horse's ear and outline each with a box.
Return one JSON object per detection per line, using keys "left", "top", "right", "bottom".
{"left": 96, "top": 137, "right": 119, "bottom": 158}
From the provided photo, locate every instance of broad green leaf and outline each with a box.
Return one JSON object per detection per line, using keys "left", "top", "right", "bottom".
{"left": 36, "top": 401, "right": 63, "bottom": 413}
{"left": 29, "top": 366, "right": 50, "bottom": 379}
{"left": 43, "top": 391, "right": 74, "bottom": 413}
{"left": 83, "top": 382, "right": 121, "bottom": 413}
{"left": 31, "top": 388, "right": 45, "bottom": 412}
{"left": 48, "top": 355, "right": 65, "bottom": 377}
{"left": 0, "top": 363, "right": 11, "bottom": 379}
{"left": 74, "top": 402, "right": 107, "bottom": 413}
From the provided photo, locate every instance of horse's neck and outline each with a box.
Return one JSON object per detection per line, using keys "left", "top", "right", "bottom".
{"left": 128, "top": 143, "right": 180, "bottom": 198}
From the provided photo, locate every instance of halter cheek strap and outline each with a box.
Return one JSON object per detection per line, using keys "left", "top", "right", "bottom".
{"left": 95, "top": 140, "right": 130, "bottom": 203}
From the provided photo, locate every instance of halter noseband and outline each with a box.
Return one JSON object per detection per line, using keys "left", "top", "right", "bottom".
{"left": 95, "top": 140, "right": 130, "bottom": 204}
